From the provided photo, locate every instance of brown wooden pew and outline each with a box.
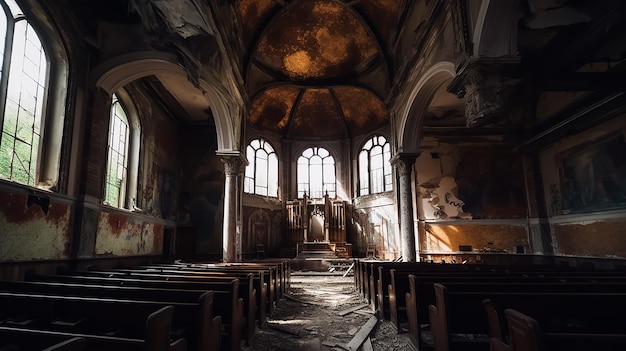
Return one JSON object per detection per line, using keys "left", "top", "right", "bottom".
{"left": 0, "top": 335, "right": 85, "bottom": 351}
{"left": 491, "top": 308, "right": 626, "bottom": 351}
{"left": 0, "top": 280, "right": 221, "bottom": 351}
{"left": 429, "top": 283, "right": 626, "bottom": 351}
{"left": 71, "top": 269, "right": 256, "bottom": 345}
{"left": 0, "top": 304, "right": 185, "bottom": 351}
{"left": 123, "top": 266, "right": 271, "bottom": 324}
{"left": 25, "top": 273, "right": 242, "bottom": 351}
{"left": 382, "top": 265, "right": 626, "bottom": 335}
{"left": 405, "top": 275, "right": 626, "bottom": 350}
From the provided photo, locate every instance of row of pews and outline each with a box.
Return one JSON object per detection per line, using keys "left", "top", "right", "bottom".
{"left": 354, "top": 259, "right": 626, "bottom": 351}
{"left": 0, "top": 260, "right": 290, "bottom": 351}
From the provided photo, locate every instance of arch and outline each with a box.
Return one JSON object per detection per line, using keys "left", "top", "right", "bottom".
{"left": 472, "top": 0, "right": 521, "bottom": 57}
{"left": 92, "top": 51, "right": 239, "bottom": 154}
{"left": 396, "top": 61, "right": 456, "bottom": 153}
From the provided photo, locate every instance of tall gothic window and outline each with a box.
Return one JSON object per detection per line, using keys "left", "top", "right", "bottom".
{"left": 244, "top": 138, "right": 278, "bottom": 197}
{"left": 359, "top": 135, "right": 392, "bottom": 196}
{"left": 104, "top": 92, "right": 140, "bottom": 209}
{"left": 298, "top": 147, "right": 335, "bottom": 198}
{"left": 104, "top": 94, "right": 130, "bottom": 207}
{"left": 0, "top": 0, "right": 66, "bottom": 188}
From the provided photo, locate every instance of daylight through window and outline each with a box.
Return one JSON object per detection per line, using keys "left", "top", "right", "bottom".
{"left": 359, "top": 135, "right": 391, "bottom": 196}
{"left": 0, "top": 0, "right": 48, "bottom": 186}
{"left": 245, "top": 138, "right": 278, "bottom": 197}
{"left": 297, "top": 146, "right": 336, "bottom": 198}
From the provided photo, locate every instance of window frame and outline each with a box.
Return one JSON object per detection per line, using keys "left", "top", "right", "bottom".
{"left": 0, "top": 0, "right": 68, "bottom": 190}
{"left": 358, "top": 135, "right": 392, "bottom": 196}
{"left": 103, "top": 90, "right": 140, "bottom": 210}
{"left": 297, "top": 146, "right": 336, "bottom": 199}
{"left": 244, "top": 138, "right": 279, "bottom": 198}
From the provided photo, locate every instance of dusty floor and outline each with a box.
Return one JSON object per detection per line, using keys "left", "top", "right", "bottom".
{"left": 242, "top": 272, "right": 413, "bottom": 351}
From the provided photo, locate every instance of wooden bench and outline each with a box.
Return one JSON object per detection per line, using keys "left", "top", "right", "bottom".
{"left": 0, "top": 335, "right": 85, "bottom": 351}
{"left": 127, "top": 266, "right": 272, "bottom": 323}
{"left": 491, "top": 308, "right": 626, "bottom": 351}
{"left": 0, "top": 280, "right": 222, "bottom": 351}
{"left": 384, "top": 265, "right": 626, "bottom": 335}
{"left": 72, "top": 269, "right": 256, "bottom": 345}
{"left": 429, "top": 283, "right": 626, "bottom": 351}
{"left": 25, "top": 274, "right": 241, "bottom": 351}
{"left": 406, "top": 276, "right": 626, "bottom": 350}
{"left": 0, "top": 305, "right": 186, "bottom": 351}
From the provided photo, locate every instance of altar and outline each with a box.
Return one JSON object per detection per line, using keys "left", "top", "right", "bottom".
{"left": 286, "top": 194, "right": 350, "bottom": 257}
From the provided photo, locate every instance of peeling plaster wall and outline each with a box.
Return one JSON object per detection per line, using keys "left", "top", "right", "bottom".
{"left": 0, "top": 191, "right": 72, "bottom": 261}
{"left": 130, "top": 85, "right": 180, "bottom": 221}
{"left": 414, "top": 138, "right": 529, "bottom": 254}
{"left": 416, "top": 139, "right": 526, "bottom": 220}
{"left": 94, "top": 211, "right": 163, "bottom": 256}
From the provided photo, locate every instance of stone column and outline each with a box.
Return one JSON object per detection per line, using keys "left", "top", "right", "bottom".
{"left": 221, "top": 155, "right": 247, "bottom": 262}
{"left": 391, "top": 153, "right": 420, "bottom": 262}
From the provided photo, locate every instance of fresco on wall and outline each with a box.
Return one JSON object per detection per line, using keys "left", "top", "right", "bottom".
{"left": 558, "top": 133, "right": 626, "bottom": 213}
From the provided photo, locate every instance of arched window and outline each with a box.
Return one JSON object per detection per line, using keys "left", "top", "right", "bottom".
{"left": 0, "top": 0, "right": 67, "bottom": 188}
{"left": 359, "top": 135, "right": 392, "bottom": 196}
{"left": 298, "top": 147, "right": 335, "bottom": 199}
{"left": 244, "top": 138, "right": 278, "bottom": 197}
{"left": 104, "top": 92, "right": 140, "bottom": 209}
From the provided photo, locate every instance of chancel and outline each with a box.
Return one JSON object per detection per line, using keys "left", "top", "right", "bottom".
{"left": 1, "top": 0, "right": 626, "bottom": 350}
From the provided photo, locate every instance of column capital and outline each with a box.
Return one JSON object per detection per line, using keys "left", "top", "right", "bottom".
{"left": 221, "top": 154, "right": 248, "bottom": 176}
{"left": 448, "top": 57, "right": 520, "bottom": 127}
{"left": 390, "top": 153, "right": 420, "bottom": 174}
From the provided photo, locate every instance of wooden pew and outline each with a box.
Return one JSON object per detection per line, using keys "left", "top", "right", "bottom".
{"left": 0, "top": 335, "right": 85, "bottom": 351}
{"left": 127, "top": 265, "right": 271, "bottom": 324}
{"left": 384, "top": 265, "right": 626, "bottom": 335}
{"left": 429, "top": 283, "right": 626, "bottom": 351}
{"left": 407, "top": 276, "right": 626, "bottom": 350}
{"left": 71, "top": 269, "right": 256, "bottom": 346}
{"left": 0, "top": 280, "right": 221, "bottom": 351}
{"left": 26, "top": 274, "right": 242, "bottom": 351}
{"left": 0, "top": 305, "right": 185, "bottom": 351}
{"left": 492, "top": 308, "right": 626, "bottom": 351}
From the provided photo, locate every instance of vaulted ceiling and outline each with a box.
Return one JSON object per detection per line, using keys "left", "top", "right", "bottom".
{"left": 65, "top": 0, "right": 626, "bottom": 144}
{"left": 240, "top": 0, "right": 402, "bottom": 140}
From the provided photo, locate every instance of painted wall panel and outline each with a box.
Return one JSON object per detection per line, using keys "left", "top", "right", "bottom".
{"left": 0, "top": 191, "right": 72, "bottom": 261}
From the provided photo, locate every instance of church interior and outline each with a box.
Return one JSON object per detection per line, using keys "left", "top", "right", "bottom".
{"left": 2, "top": 0, "right": 626, "bottom": 272}
{"left": 1, "top": 0, "right": 626, "bottom": 350}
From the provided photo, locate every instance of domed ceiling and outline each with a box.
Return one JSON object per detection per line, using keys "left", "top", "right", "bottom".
{"left": 239, "top": 0, "right": 402, "bottom": 140}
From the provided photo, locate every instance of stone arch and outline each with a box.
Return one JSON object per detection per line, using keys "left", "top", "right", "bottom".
{"left": 397, "top": 61, "right": 457, "bottom": 153}
{"left": 92, "top": 51, "right": 239, "bottom": 154}
{"left": 472, "top": 0, "right": 521, "bottom": 57}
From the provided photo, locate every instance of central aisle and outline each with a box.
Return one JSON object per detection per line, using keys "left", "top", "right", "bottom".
{"left": 241, "top": 271, "right": 411, "bottom": 351}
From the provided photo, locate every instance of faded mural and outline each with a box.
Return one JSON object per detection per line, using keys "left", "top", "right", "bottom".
{"left": 557, "top": 133, "right": 626, "bottom": 213}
